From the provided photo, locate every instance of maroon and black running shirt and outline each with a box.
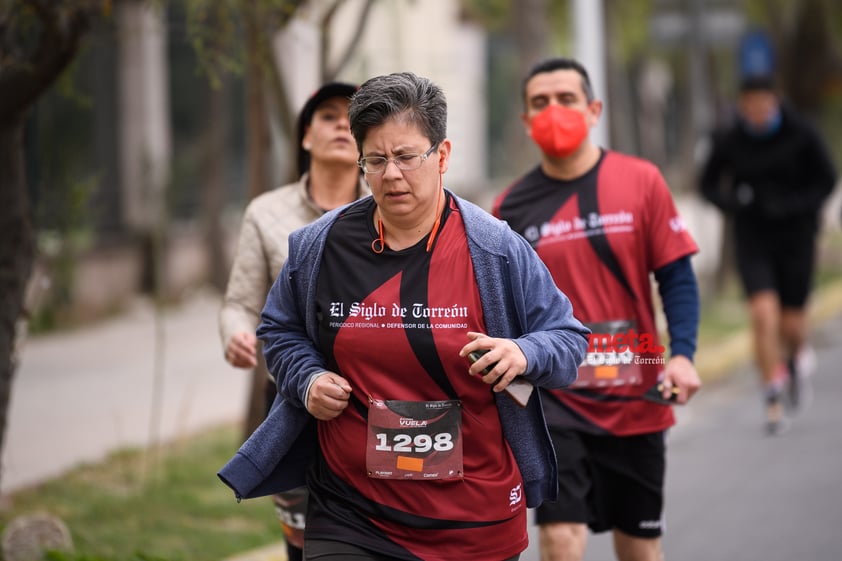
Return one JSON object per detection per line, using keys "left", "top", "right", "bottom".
{"left": 494, "top": 151, "right": 698, "bottom": 436}
{"left": 309, "top": 194, "right": 527, "bottom": 560}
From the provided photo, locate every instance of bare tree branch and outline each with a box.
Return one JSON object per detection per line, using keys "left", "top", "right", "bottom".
{"left": 319, "top": 0, "right": 342, "bottom": 81}
{"left": 0, "top": 2, "right": 95, "bottom": 124}
{"left": 322, "top": 0, "right": 376, "bottom": 81}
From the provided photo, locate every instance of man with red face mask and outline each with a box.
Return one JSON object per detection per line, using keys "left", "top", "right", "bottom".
{"left": 493, "top": 57, "right": 702, "bottom": 561}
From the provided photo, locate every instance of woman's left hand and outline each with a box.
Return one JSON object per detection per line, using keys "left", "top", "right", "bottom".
{"left": 659, "top": 355, "right": 701, "bottom": 405}
{"left": 459, "top": 332, "right": 528, "bottom": 393}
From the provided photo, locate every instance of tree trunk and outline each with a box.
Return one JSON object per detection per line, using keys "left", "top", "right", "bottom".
{"left": 202, "top": 78, "right": 229, "bottom": 292}
{"left": 0, "top": 118, "right": 36, "bottom": 489}
{"left": 243, "top": 3, "right": 273, "bottom": 440}
{"left": 0, "top": 3, "right": 94, "bottom": 491}
{"left": 501, "top": 0, "right": 550, "bottom": 175}
{"left": 781, "top": 0, "right": 835, "bottom": 117}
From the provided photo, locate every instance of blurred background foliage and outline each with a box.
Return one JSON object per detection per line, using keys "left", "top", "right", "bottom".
{"left": 11, "top": 0, "right": 842, "bottom": 331}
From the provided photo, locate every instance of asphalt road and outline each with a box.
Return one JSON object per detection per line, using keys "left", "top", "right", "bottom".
{"left": 522, "top": 312, "right": 842, "bottom": 561}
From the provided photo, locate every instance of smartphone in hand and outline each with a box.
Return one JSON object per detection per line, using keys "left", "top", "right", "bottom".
{"left": 467, "top": 349, "right": 533, "bottom": 407}
{"left": 642, "top": 383, "right": 680, "bottom": 405}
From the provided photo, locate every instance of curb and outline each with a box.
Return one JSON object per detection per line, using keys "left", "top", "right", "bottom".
{"left": 222, "top": 541, "right": 287, "bottom": 561}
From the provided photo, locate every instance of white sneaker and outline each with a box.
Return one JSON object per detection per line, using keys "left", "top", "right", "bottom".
{"left": 796, "top": 345, "right": 817, "bottom": 378}
{"left": 765, "top": 397, "right": 790, "bottom": 436}
{"left": 787, "top": 346, "right": 816, "bottom": 413}
{"left": 764, "top": 386, "right": 788, "bottom": 435}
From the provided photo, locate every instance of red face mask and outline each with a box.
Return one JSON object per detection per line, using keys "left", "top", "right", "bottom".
{"left": 528, "top": 105, "right": 588, "bottom": 158}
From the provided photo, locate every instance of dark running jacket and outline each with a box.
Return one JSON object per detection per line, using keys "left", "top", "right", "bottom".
{"left": 700, "top": 104, "right": 837, "bottom": 231}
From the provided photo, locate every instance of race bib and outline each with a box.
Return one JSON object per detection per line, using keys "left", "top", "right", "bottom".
{"left": 366, "top": 399, "right": 463, "bottom": 480}
{"left": 272, "top": 487, "right": 307, "bottom": 549}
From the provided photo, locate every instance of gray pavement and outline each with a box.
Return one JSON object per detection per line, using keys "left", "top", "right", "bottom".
{"left": 2, "top": 290, "right": 250, "bottom": 495}
{"left": 661, "top": 313, "right": 842, "bottom": 561}
{"left": 524, "top": 310, "right": 842, "bottom": 561}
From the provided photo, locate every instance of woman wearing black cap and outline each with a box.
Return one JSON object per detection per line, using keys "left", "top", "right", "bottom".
{"left": 219, "top": 81, "right": 368, "bottom": 561}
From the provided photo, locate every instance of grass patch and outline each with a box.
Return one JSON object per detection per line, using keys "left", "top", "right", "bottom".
{"left": 697, "top": 281, "right": 748, "bottom": 349}
{"left": 0, "top": 424, "right": 279, "bottom": 561}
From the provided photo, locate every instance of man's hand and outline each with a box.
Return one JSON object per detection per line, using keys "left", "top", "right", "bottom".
{"left": 307, "top": 374, "right": 352, "bottom": 420}
{"left": 225, "top": 332, "right": 258, "bottom": 368}
{"left": 660, "top": 355, "right": 701, "bottom": 405}
{"left": 459, "top": 332, "right": 528, "bottom": 394}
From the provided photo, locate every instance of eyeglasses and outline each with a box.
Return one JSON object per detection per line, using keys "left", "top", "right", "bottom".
{"left": 357, "top": 143, "right": 439, "bottom": 175}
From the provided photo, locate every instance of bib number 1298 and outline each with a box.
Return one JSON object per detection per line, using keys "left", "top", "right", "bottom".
{"left": 373, "top": 432, "right": 454, "bottom": 453}
{"left": 366, "top": 399, "right": 463, "bottom": 480}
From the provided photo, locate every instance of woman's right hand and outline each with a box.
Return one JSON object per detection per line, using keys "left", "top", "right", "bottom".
{"left": 307, "top": 373, "right": 352, "bottom": 420}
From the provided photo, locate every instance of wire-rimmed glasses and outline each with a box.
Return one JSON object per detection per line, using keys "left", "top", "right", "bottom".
{"left": 357, "top": 143, "right": 439, "bottom": 175}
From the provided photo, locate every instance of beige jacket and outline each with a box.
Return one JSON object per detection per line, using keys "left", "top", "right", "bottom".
{"left": 219, "top": 173, "right": 370, "bottom": 355}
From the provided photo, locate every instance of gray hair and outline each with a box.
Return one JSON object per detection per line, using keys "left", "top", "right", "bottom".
{"left": 349, "top": 72, "right": 447, "bottom": 152}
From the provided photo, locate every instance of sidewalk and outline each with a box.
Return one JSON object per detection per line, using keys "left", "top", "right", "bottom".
{"left": 2, "top": 289, "right": 251, "bottom": 495}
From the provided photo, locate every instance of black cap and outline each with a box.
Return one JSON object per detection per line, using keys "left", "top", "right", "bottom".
{"left": 296, "top": 82, "right": 358, "bottom": 176}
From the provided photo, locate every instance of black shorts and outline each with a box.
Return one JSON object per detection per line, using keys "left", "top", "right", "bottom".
{"left": 534, "top": 429, "right": 666, "bottom": 538}
{"left": 734, "top": 221, "right": 816, "bottom": 308}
